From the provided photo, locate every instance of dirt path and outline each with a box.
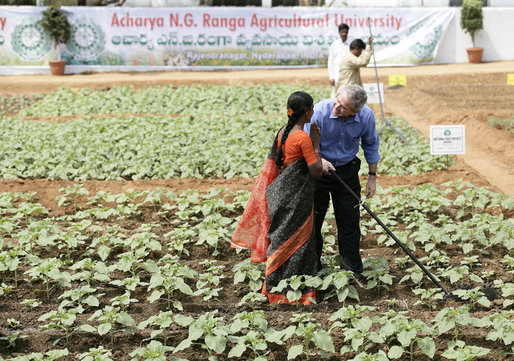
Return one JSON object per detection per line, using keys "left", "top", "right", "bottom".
{"left": 1, "top": 60, "right": 513, "bottom": 196}
{"left": 378, "top": 72, "right": 514, "bottom": 197}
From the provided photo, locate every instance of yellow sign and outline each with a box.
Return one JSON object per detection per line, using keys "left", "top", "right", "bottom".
{"left": 389, "top": 74, "right": 407, "bottom": 87}
{"left": 508, "top": 73, "right": 514, "bottom": 85}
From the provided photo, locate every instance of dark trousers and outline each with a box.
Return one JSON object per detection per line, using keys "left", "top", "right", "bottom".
{"left": 314, "top": 157, "right": 363, "bottom": 273}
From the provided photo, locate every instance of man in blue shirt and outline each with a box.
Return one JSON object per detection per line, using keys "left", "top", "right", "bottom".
{"left": 304, "top": 84, "right": 380, "bottom": 278}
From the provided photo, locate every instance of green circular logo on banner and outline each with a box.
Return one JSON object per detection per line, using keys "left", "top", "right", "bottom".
{"left": 11, "top": 18, "right": 51, "bottom": 61}
{"left": 444, "top": 129, "right": 451, "bottom": 136}
{"left": 66, "top": 17, "right": 105, "bottom": 62}
{"left": 407, "top": 18, "right": 442, "bottom": 63}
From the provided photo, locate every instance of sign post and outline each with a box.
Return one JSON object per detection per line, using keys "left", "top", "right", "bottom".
{"left": 430, "top": 125, "right": 466, "bottom": 155}
{"left": 363, "top": 83, "right": 384, "bottom": 104}
{"left": 388, "top": 74, "right": 407, "bottom": 87}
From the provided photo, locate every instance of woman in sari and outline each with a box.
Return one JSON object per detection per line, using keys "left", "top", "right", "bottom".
{"left": 232, "top": 91, "right": 324, "bottom": 304}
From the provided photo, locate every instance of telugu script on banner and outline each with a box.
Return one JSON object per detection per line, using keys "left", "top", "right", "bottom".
{"left": 0, "top": 7, "right": 455, "bottom": 71}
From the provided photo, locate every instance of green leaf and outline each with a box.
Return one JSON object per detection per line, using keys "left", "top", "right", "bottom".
{"left": 205, "top": 334, "right": 227, "bottom": 354}
{"left": 437, "top": 318, "right": 454, "bottom": 334}
{"left": 287, "top": 344, "right": 303, "bottom": 360}
{"left": 312, "top": 330, "right": 334, "bottom": 352}
{"left": 478, "top": 297, "right": 491, "bottom": 308}
{"left": 148, "top": 290, "right": 164, "bottom": 303}
{"left": 417, "top": 337, "right": 435, "bottom": 358}
{"left": 233, "top": 271, "right": 245, "bottom": 284}
{"left": 78, "top": 324, "right": 97, "bottom": 333}
{"left": 174, "top": 338, "right": 191, "bottom": 353}
{"left": 398, "top": 329, "right": 416, "bottom": 347}
{"left": 98, "top": 322, "right": 111, "bottom": 335}
{"left": 97, "top": 245, "right": 110, "bottom": 261}
{"left": 117, "top": 311, "right": 136, "bottom": 327}
{"left": 388, "top": 345, "right": 404, "bottom": 359}
{"left": 84, "top": 295, "right": 99, "bottom": 307}
{"left": 228, "top": 342, "right": 246, "bottom": 358}
{"left": 189, "top": 325, "right": 204, "bottom": 341}
{"left": 177, "top": 279, "right": 193, "bottom": 295}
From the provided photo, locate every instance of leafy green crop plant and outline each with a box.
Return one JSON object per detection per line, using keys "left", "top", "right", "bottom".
{"left": 129, "top": 340, "right": 175, "bottom": 361}
{"left": 78, "top": 346, "right": 114, "bottom": 361}
{"left": 362, "top": 257, "right": 395, "bottom": 292}
{"left": 24, "top": 256, "right": 71, "bottom": 298}
{"left": 194, "top": 260, "right": 226, "bottom": 302}
{"left": 0, "top": 318, "right": 27, "bottom": 349}
{"left": 80, "top": 305, "right": 136, "bottom": 346}
{"left": 1, "top": 87, "right": 452, "bottom": 181}
{"left": 174, "top": 310, "right": 231, "bottom": 358}
{"left": 145, "top": 255, "right": 196, "bottom": 310}
{"left": 232, "top": 258, "right": 264, "bottom": 293}
{"left": 5, "top": 348, "right": 69, "bottom": 361}
{"left": 138, "top": 311, "right": 175, "bottom": 346}
{"left": 56, "top": 184, "right": 89, "bottom": 213}
{"left": 0, "top": 246, "right": 25, "bottom": 287}
{"left": 194, "top": 213, "right": 233, "bottom": 256}
{"left": 433, "top": 305, "right": 472, "bottom": 341}
{"left": 115, "top": 248, "right": 149, "bottom": 278}
{"left": 58, "top": 285, "right": 102, "bottom": 309}
{"left": 70, "top": 258, "right": 111, "bottom": 287}
{"left": 442, "top": 339, "right": 490, "bottom": 360}
{"left": 377, "top": 312, "right": 436, "bottom": 360}
{"left": 483, "top": 310, "right": 514, "bottom": 354}
{"left": 39, "top": 306, "right": 82, "bottom": 345}
{"left": 453, "top": 287, "right": 491, "bottom": 310}
{"left": 109, "top": 291, "right": 139, "bottom": 311}
{"left": 317, "top": 268, "right": 359, "bottom": 305}
{"left": 338, "top": 315, "right": 384, "bottom": 356}
{"left": 399, "top": 264, "right": 428, "bottom": 289}
{"left": 412, "top": 288, "right": 444, "bottom": 311}
{"left": 286, "top": 312, "right": 335, "bottom": 360}
{"left": 236, "top": 292, "right": 268, "bottom": 309}
{"left": 0, "top": 330, "right": 27, "bottom": 349}
{"left": 269, "top": 275, "right": 321, "bottom": 306}
{"left": 228, "top": 311, "right": 269, "bottom": 360}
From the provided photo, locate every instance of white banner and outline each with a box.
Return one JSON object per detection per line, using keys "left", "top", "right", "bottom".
{"left": 0, "top": 6, "right": 455, "bottom": 72}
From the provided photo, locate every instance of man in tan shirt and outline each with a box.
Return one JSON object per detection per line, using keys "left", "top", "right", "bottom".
{"left": 335, "top": 37, "right": 373, "bottom": 96}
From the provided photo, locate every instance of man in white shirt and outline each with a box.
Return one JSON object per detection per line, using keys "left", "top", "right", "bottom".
{"left": 327, "top": 23, "right": 350, "bottom": 98}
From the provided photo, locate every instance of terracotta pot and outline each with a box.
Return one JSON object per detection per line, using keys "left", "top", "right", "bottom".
{"left": 49, "top": 60, "right": 66, "bottom": 76}
{"left": 466, "top": 48, "right": 483, "bottom": 64}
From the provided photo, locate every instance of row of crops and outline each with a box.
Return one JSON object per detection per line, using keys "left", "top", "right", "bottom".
{"left": 0, "top": 85, "right": 451, "bottom": 180}
{"left": 0, "top": 84, "right": 512, "bottom": 360}
{"left": 0, "top": 182, "right": 512, "bottom": 360}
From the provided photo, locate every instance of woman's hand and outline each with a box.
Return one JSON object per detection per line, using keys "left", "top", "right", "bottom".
{"left": 310, "top": 122, "right": 320, "bottom": 147}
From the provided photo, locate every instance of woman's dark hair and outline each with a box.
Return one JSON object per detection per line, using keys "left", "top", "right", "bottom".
{"left": 273, "top": 91, "right": 313, "bottom": 168}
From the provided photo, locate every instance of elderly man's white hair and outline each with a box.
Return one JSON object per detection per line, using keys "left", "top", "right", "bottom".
{"left": 341, "top": 84, "right": 368, "bottom": 111}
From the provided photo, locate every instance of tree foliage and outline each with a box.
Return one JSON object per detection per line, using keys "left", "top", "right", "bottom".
{"left": 460, "top": 0, "right": 483, "bottom": 47}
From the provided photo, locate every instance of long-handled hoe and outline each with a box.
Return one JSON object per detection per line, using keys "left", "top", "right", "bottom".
{"left": 329, "top": 170, "right": 456, "bottom": 302}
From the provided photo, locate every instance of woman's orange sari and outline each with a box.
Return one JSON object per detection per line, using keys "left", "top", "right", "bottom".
{"left": 231, "top": 148, "right": 318, "bottom": 305}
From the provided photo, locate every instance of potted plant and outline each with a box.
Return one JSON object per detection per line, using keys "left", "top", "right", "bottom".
{"left": 460, "top": 0, "right": 484, "bottom": 63}
{"left": 38, "top": 5, "right": 71, "bottom": 75}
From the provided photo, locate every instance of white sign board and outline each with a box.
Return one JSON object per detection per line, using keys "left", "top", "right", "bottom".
{"left": 430, "top": 125, "right": 466, "bottom": 154}
{"left": 363, "top": 83, "right": 384, "bottom": 104}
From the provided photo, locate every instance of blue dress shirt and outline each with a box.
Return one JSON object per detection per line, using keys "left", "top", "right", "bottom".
{"left": 304, "top": 98, "right": 381, "bottom": 167}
